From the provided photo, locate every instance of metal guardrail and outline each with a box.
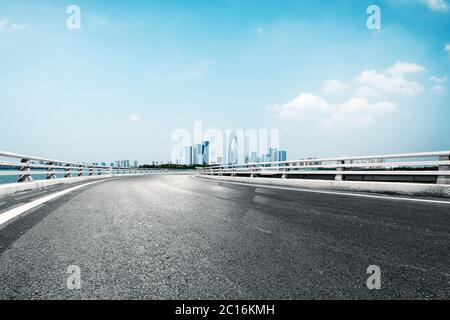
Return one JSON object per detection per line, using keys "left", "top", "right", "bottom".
{"left": 0, "top": 151, "right": 174, "bottom": 183}
{"left": 198, "top": 151, "right": 450, "bottom": 184}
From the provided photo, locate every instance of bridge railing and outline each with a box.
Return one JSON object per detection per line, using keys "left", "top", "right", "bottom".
{"left": 0, "top": 150, "right": 153, "bottom": 183}
{"left": 198, "top": 151, "right": 450, "bottom": 184}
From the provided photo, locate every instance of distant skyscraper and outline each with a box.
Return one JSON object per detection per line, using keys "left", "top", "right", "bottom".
{"left": 269, "top": 148, "right": 279, "bottom": 162}
{"left": 192, "top": 145, "right": 198, "bottom": 165}
{"left": 196, "top": 143, "right": 203, "bottom": 165}
{"left": 278, "top": 151, "right": 287, "bottom": 162}
{"left": 202, "top": 141, "right": 210, "bottom": 165}
{"left": 133, "top": 160, "right": 138, "bottom": 168}
{"left": 185, "top": 146, "right": 193, "bottom": 165}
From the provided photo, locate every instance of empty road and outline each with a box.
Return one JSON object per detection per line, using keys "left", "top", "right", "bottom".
{"left": 0, "top": 175, "right": 449, "bottom": 299}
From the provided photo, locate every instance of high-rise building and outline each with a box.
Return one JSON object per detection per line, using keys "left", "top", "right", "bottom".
{"left": 133, "top": 160, "right": 139, "bottom": 168}
{"left": 185, "top": 146, "right": 193, "bottom": 165}
{"left": 268, "top": 148, "right": 279, "bottom": 162}
{"left": 196, "top": 143, "right": 203, "bottom": 165}
{"left": 278, "top": 151, "right": 287, "bottom": 162}
{"left": 202, "top": 141, "right": 210, "bottom": 165}
{"left": 192, "top": 145, "right": 198, "bottom": 165}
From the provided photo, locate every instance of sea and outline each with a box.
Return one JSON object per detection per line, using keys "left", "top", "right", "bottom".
{"left": 0, "top": 168, "right": 67, "bottom": 184}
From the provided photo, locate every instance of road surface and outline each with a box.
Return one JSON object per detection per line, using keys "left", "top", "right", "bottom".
{"left": 0, "top": 175, "right": 449, "bottom": 299}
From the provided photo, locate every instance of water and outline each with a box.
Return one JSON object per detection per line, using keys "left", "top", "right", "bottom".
{"left": 0, "top": 168, "right": 75, "bottom": 185}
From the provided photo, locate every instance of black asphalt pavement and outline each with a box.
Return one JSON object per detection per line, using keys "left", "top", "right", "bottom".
{"left": 0, "top": 175, "right": 449, "bottom": 299}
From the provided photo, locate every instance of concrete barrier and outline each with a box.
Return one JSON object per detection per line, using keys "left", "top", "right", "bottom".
{"left": 196, "top": 175, "right": 450, "bottom": 198}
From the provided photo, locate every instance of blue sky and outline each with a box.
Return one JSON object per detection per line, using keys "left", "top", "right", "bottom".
{"left": 0, "top": 0, "right": 449, "bottom": 163}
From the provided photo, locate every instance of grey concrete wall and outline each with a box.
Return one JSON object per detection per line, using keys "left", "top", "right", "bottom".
{"left": 197, "top": 175, "right": 450, "bottom": 198}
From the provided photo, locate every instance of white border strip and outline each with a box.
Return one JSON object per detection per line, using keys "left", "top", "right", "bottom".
{"left": 194, "top": 176, "right": 450, "bottom": 205}
{"left": 0, "top": 180, "right": 105, "bottom": 227}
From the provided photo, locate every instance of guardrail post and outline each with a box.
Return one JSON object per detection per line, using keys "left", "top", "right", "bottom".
{"left": 88, "top": 166, "right": 93, "bottom": 176}
{"left": 281, "top": 163, "right": 288, "bottom": 179}
{"left": 335, "top": 160, "right": 345, "bottom": 181}
{"left": 46, "top": 162, "right": 56, "bottom": 179}
{"left": 78, "top": 164, "right": 83, "bottom": 177}
{"left": 437, "top": 155, "right": 450, "bottom": 184}
{"left": 17, "top": 158, "right": 33, "bottom": 182}
{"left": 64, "top": 164, "right": 72, "bottom": 178}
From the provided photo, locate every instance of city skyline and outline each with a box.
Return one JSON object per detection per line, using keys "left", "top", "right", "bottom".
{"left": 1, "top": 0, "right": 449, "bottom": 164}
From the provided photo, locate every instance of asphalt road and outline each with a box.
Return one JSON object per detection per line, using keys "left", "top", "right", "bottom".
{"left": 0, "top": 175, "right": 449, "bottom": 299}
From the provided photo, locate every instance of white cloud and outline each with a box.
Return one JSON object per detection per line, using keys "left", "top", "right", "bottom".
{"left": 355, "top": 67, "right": 424, "bottom": 95}
{"left": 322, "top": 79, "right": 349, "bottom": 94}
{"left": 321, "top": 97, "right": 397, "bottom": 128}
{"left": 268, "top": 61, "right": 432, "bottom": 127}
{"left": 129, "top": 114, "right": 141, "bottom": 121}
{"left": 429, "top": 76, "right": 447, "bottom": 94}
{"left": 255, "top": 27, "right": 264, "bottom": 37}
{"left": 268, "top": 93, "right": 329, "bottom": 121}
{"left": 10, "top": 23, "right": 25, "bottom": 30}
{"left": 385, "top": 61, "right": 426, "bottom": 76}
{"left": 429, "top": 75, "right": 447, "bottom": 83}
{"left": 423, "top": 0, "right": 449, "bottom": 12}
{"left": 90, "top": 16, "right": 106, "bottom": 27}
{"left": 431, "top": 85, "right": 446, "bottom": 94}
{"left": 0, "top": 18, "right": 26, "bottom": 31}
{"left": 356, "top": 86, "right": 380, "bottom": 98}
{"left": 0, "top": 19, "right": 9, "bottom": 29}
{"left": 445, "top": 43, "right": 450, "bottom": 54}
{"left": 337, "top": 97, "right": 397, "bottom": 115}
{"left": 269, "top": 93, "right": 397, "bottom": 128}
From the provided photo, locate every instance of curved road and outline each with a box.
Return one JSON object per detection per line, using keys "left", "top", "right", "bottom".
{"left": 0, "top": 175, "right": 449, "bottom": 299}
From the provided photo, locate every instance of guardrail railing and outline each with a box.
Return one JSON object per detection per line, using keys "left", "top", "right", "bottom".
{"left": 0, "top": 151, "right": 168, "bottom": 183}
{"left": 198, "top": 151, "right": 450, "bottom": 184}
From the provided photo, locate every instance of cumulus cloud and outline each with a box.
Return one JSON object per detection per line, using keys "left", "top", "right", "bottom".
{"left": 445, "top": 44, "right": 450, "bottom": 56}
{"left": 0, "top": 18, "right": 8, "bottom": 29}
{"left": 268, "top": 93, "right": 329, "bottom": 121}
{"left": 322, "top": 79, "right": 349, "bottom": 94}
{"left": 430, "top": 75, "right": 447, "bottom": 83}
{"left": 129, "top": 114, "right": 141, "bottom": 121}
{"left": 268, "top": 61, "right": 434, "bottom": 127}
{"left": 385, "top": 61, "right": 426, "bottom": 76}
{"left": 255, "top": 27, "right": 264, "bottom": 37}
{"left": 268, "top": 93, "right": 397, "bottom": 128}
{"left": 429, "top": 76, "right": 447, "bottom": 94}
{"left": 0, "top": 18, "right": 26, "bottom": 31}
{"left": 355, "top": 64, "right": 425, "bottom": 95}
{"left": 431, "top": 85, "right": 446, "bottom": 94}
{"left": 355, "top": 86, "right": 380, "bottom": 98}
{"left": 423, "top": 0, "right": 449, "bottom": 12}
{"left": 320, "top": 98, "right": 397, "bottom": 129}
{"left": 90, "top": 16, "right": 106, "bottom": 27}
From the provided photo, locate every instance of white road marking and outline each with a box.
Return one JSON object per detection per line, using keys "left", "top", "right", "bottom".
{"left": 194, "top": 177, "right": 450, "bottom": 205}
{"left": 0, "top": 180, "right": 106, "bottom": 227}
